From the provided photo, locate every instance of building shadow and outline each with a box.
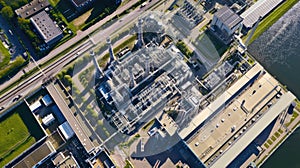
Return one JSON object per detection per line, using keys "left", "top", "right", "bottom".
{"left": 85, "top": 0, "right": 120, "bottom": 24}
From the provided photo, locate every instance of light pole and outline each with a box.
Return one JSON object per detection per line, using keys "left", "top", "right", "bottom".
{"left": 31, "top": 56, "right": 45, "bottom": 77}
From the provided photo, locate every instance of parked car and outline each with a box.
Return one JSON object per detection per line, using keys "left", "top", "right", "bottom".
{"left": 148, "top": 127, "right": 158, "bottom": 136}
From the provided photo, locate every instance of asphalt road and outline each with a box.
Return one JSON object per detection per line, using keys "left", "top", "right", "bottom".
{"left": 0, "top": 0, "right": 162, "bottom": 114}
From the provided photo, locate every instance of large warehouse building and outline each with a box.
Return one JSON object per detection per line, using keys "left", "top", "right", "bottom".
{"left": 30, "top": 11, "right": 63, "bottom": 46}
{"left": 241, "top": 0, "right": 284, "bottom": 29}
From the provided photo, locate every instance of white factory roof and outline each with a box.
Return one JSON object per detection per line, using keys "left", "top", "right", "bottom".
{"left": 227, "top": 63, "right": 263, "bottom": 95}
{"left": 58, "top": 122, "right": 75, "bottom": 140}
{"left": 179, "top": 64, "right": 263, "bottom": 139}
{"left": 29, "top": 100, "right": 42, "bottom": 112}
{"left": 42, "top": 94, "right": 53, "bottom": 107}
{"left": 241, "top": 0, "right": 284, "bottom": 28}
{"left": 42, "top": 113, "right": 55, "bottom": 126}
{"left": 211, "top": 91, "right": 296, "bottom": 168}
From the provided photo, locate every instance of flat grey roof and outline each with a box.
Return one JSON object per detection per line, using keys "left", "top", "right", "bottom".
{"left": 30, "top": 11, "right": 62, "bottom": 44}
{"left": 15, "top": 0, "right": 50, "bottom": 18}
{"left": 179, "top": 64, "right": 263, "bottom": 139}
{"left": 241, "top": 0, "right": 284, "bottom": 28}
{"left": 46, "top": 84, "right": 95, "bottom": 153}
{"left": 211, "top": 91, "right": 295, "bottom": 168}
{"left": 214, "top": 6, "right": 242, "bottom": 29}
{"left": 13, "top": 141, "right": 55, "bottom": 168}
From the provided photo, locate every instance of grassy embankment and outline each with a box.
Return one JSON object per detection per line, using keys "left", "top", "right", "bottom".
{"left": 244, "top": 0, "right": 299, "bottom": 44}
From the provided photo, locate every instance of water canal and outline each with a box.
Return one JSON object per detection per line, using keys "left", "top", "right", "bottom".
{"left": 248, "top": 1, "right": 300, "bottom": 167}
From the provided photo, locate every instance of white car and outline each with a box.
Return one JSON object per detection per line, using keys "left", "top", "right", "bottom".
{"left": 148, "top": 127, "right": 158, "bottom": 136}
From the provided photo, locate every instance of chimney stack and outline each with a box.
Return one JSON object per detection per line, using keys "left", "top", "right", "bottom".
{"left": 107, "top": 37, "right": 116, "bottom": 63}
{"left": 90, "top": 50, "right": 103, "bottom": 79}
{"left": 137, "top": 18, "right": 145, "bottom": 48}
{"left": 128, "top": 66, "right": 135, "bottom": 88}
{"left": 144, "top": 55, "right": 151, "bottom": 77}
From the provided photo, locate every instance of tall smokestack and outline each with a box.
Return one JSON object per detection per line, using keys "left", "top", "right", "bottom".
{"left": 144, "top": 55, "right": 150, "bottom": 77}
{"left": 106, "top": 37, "right": 116, "bottom": 63}
{"left": 137, "top": 18, "right": 145, "bottom": 48}
{"left": 128, "top": 66, "right": 135, "bottom": 89}
{"left": 90, "top": 50, "right": 103, "bottom": 79}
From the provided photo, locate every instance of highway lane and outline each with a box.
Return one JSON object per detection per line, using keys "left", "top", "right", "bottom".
{"left": 0, "top": 41, "right": 94, "bottom": 110}
{"left": 0, "top": 0, "right": 162, "bottom": 112}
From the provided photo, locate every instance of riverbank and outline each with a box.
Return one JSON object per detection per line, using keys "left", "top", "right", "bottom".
{"left": 248, "top": 1, "right": 300, "bottom": 166}
{"left": 244, "top": 0, "right": 299, "bottom": 45}
{"left": 256, "top": 108, "right": 300, "bottom": 167}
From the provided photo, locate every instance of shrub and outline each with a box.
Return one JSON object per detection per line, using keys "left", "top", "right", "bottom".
{"left": 64, "top": 75, "right": 73, "bottom": 86}
{"left": 97, "top": 120, "right": 103, "bottom": 126}
{"left": 176, "top": 40, "right": 193, "bottom": 58}
{"left": 0, "top": 56, "right": 26, "bottom": 79}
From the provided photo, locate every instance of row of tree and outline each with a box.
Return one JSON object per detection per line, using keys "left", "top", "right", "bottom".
{"left": 176, "top": 40, "right": 194, "bottom": 58}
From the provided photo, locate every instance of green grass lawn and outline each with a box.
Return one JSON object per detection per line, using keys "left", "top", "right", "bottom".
{"left": 0, "top": 103, "right": 45, "bottom": 167}
{"left": 0, "top": 112, "right": 36, "bottom": 167}
{"left": 48, "top": 0, "right": 77, "bottom": 32}
{"left": 0, "top": 41, "right": 11, "bottom": 69}
{"left": 285, "top": 111, "right": 299, "bottom": 127}
{"left": 244, "top": 0, "right": 299, "bottom": 44}
{"left": 275, "top": 131, "right": 280, "bottom": 138}
{"left": 267, "top": 139, "right": 273, "bottom": 145}
{"left": 264, "top": 143, "right": 269, "bottom": 149}
{"left": 0, "top": 137, "right": 35, "bottom": 167}
{"left": 0, "top": 113, "right": 30, "bottom": 157}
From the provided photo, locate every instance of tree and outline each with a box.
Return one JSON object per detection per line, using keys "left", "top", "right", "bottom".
{"left": 97, "top": 120, "right": 103, "bottom": 126}
{"left": 64, "top": 75, "right": 73, "bottom": 86}
{"left": 1, "top": 6, "right": 14, "bottom": 20}
{"left": 18, "top": 18, "right": 30, "bottom": 30}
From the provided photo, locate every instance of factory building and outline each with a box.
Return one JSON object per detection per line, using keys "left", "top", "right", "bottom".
{"left": 15, "top": 0, "right": 50, "bottom": 19}
{"left": 96, "top": 44, "right": 202, "bottom": 134}
{"left": 30, "top": 11, "right": 63, "bottom": 46}
{"left": 211, "top": 6, "right": 243, "bottom": 37}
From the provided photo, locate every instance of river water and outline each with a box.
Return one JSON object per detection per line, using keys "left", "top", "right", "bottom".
{"left": 248, "top": 1, "right": 300, "bottom": 167}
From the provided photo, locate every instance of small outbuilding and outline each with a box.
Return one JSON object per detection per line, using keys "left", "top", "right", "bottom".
{"left": 29, "top": 100, "right": 42, "bottom": 112}
{"left": 58, "top": 122, "right": 75, "bottom": 140}
{"left": 42, "top": 94, "right": 53, "bottom": 107}
{"left": 42, "top": 113, "right": 55, "bottom": 126}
